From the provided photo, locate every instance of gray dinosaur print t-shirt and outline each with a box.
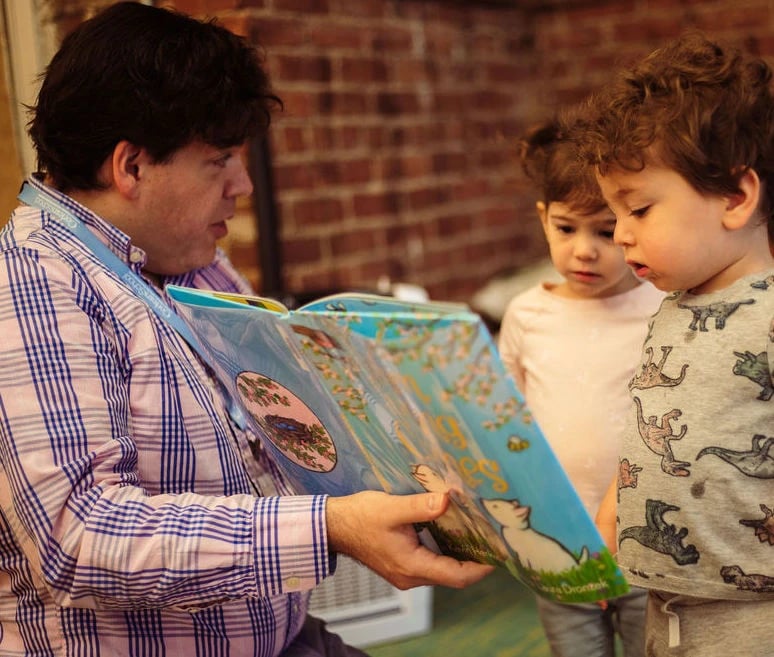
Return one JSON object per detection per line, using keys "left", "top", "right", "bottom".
{"left": 616, "top": 269, "right": 774, "bottom": 601}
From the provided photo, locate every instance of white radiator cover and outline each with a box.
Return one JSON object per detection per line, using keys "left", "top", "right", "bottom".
{"left": 308, "top": 555, "right": 433, "bottom": 648}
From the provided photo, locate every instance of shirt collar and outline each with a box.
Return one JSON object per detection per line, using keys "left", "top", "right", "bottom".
{"left": 26, "top": 174, "right": 148, "bottom": 271}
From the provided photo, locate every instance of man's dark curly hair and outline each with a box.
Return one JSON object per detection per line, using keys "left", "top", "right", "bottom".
{"left": 573, "top": 31, "right": 774, "bottom": 241}
{"left": 28, "top": 1, "right": 282, "bottom": 192}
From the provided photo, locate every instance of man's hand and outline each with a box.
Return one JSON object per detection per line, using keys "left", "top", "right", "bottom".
{"left": 326, "top": 491, "right": 494, "bottom": 590}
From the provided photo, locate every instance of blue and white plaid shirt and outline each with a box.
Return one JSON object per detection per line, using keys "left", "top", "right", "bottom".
{"left": 0, "top": 176, "right": 331, "bottom": 656}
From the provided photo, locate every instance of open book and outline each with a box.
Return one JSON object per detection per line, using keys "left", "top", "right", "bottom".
{"left": 166, "top": 285, "right": 629, "bottom": 603}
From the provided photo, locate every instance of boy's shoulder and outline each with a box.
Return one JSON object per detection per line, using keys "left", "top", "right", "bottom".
{"left": 657, "top": 268, "right": 774, "bottom": 332}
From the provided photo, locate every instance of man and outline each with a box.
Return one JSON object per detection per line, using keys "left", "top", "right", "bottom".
{"left": 0, "top": 3, "right": 492, "bottom": 656}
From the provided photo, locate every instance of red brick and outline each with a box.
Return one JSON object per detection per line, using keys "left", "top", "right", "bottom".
{"left": 353, "top": 192, "right": 401, "bottom": 217}
{"left": 282, "top": 237, "right": 323, "bottom": 265}
{"left": 341, "top": 58, "right": 389, "bottom": 84}
{"left": 376, "top": 92, "right": 421, "bottom": 115}
{"left": 292, "top": 198, "right": 344, "bottom": 225}
{"left": 274, "top": 55, "right": 332, "bottom": 83}
{"left": 306, "top": 23, "right": 365, "bottom": 49}
{"left": 249, "top": 18, "right": 309, "bottom": 48}
{"left": 329, "top": 229, "right": 379, "bottom": 256}
{"left": 273, "top": 0, "right": 329, "bottom": 14}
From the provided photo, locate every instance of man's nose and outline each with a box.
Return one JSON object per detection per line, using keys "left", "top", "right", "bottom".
{"left": 227, "top": 159, "right": 254, "bottom": 198}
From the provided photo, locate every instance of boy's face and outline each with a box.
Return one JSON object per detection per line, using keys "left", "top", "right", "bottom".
{"left": 538, "top": 200, "right": 641, "bottom": 299}
{"left": 597, "top": 163, "right": 739, "bottom": 294}
{"left": 131, "top": 141, "right": 254, "bottom": 276}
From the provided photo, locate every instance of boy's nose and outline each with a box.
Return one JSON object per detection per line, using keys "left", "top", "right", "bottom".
{"left": 613, "top": 221, "right": 633, "bottom": 247}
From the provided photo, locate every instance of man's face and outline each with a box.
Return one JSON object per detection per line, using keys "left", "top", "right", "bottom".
{"left": 132, "top": 141, "right": 253, "bottom": 276}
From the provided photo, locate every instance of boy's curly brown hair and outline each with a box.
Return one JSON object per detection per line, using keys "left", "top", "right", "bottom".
{"left": 573, "top": 31, "right": 774, "bottom": 238}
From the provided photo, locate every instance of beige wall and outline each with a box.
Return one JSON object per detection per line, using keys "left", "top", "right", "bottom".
{"left": 0, "top": 40, "right": 24, "bottom": 226}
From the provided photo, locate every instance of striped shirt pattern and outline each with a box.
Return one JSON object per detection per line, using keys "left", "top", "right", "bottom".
{"left": 0, "top": 177, "right": 331, "bottom": 656}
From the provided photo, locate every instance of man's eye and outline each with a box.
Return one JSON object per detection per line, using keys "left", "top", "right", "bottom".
{"left": 212, "top": 152, "right": 234, "bottom": 168}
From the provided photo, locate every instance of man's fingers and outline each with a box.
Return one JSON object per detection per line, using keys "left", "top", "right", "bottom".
{"left": 390, "top": 552, "right": 495, "bottom": 590}
{"left": 383, "top": 492, "right": 450, "bottom": 526}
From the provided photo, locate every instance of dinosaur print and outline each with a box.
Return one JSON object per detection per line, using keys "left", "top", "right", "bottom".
{"left": 740, "top": 504, "right": 774, "bottom": 546}
{"left": 732, "top": 350, "right": 773, "bottom": 401}
{"left": 617, "top": 458, "right": 642, "bottom": 492}
{"left": 619, "top": 498, "right": 699, "bottom": 565}
{"left": 634, "top": 396, "right": 690, "bottom": 476}
{"left": 720, "top": 565, "right": 774, "bottom": 593}
{"left": 750, "top": 274, "right": 774, "bottom": 290}
{"left": 677, "top": 299, "right": 754, "bottom": 331}
{"left": 629, "top": 346, "right": 688, "bottom": 390}
{"left": 696, "top": 434, "right": 774, "bottom": 478}
{"left": 643, "top": 316, "right": 656, "bottom": 345}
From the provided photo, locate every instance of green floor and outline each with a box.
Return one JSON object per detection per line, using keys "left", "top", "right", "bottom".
{"left": 366, "top": 567, "right": 550, "bottom": 657}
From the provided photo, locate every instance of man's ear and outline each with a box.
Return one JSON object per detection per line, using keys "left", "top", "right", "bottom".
{"left": 110, "top": 140, "right": 144, "bottom": 199}
{"left": 723, "top": 168, "right": 761, "bottom": 230}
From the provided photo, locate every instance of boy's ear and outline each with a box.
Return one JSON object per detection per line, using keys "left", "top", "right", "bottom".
{"left": 110, "top": 140, "right": 145, "bottom": 199}
{"left": 723, "top": 168, "right": 761, "bottom": 230}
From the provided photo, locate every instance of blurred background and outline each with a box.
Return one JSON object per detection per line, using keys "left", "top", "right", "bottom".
{"left": 3, "top": 0, "right": 773, "bottom": 311}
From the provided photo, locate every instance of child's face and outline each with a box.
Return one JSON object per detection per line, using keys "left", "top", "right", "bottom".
{"left": 539, "top": 200, "right": 640, "bottom": 299}
{"left": 597, "top": 163, "right": 742, "bottom": 294}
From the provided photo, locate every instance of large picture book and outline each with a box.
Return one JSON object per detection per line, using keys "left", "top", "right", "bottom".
{"left": 166, "top": 285, "right": 629, "bottom": 603}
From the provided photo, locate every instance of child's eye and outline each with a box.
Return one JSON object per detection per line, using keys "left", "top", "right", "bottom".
{"left": 556, "top": 225, "right": 574, "bottom": 234}
{"left": 599, "top": 230, "right": 615, "bottom": 240}
{"left": 630, "top": 206, "right": 650, "bottom": 218}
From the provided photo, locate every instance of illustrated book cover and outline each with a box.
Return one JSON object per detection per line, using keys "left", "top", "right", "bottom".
{"left": 166, "top": 285, "right": 629, "bottom": 603}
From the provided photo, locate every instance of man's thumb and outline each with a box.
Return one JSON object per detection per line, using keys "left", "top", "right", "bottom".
{"left": 414, "top": 491, "right": 449, "bottom": 521}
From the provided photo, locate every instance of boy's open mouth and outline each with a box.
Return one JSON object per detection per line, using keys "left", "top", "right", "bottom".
{"left": 628, "top": 261, "right": 650, "bottom": 278}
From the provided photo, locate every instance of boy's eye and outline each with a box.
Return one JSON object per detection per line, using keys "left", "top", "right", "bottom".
{"left": 556, "top": 225, "right": 574, "bottom": 234}
{"left": 599, "top": 230, "right": 615, "bottom": 239}
{"left": 630, "top": 206, "right": 650, "bottom": 218}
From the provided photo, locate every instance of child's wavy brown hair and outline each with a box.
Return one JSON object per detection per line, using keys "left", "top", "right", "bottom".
{"left": 574, "top": 31, "right": 774, "bottom": 240}
{"left": 519, "top": 116, "right": 608, "bottom": 216}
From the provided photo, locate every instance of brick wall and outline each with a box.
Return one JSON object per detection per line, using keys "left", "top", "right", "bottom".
{"left": 170, "top": 0, "right": 543, "bottom": 302}
{"left": 178, "top": 0, "right": 774, "bottom": 304}
{"left": 12, "top": 0, "right": 774, "bottom": 304}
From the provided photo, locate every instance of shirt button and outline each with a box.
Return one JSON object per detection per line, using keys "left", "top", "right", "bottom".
{"left": 129, "top": 250, "right": 144, "bottom": 263}
{"left": 285, "top": 576, "right": 301, "bottom": 590}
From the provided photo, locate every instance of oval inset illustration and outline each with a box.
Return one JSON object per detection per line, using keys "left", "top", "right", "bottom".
{"left": 236, "top": 371, "right": 337, "bottom": 472}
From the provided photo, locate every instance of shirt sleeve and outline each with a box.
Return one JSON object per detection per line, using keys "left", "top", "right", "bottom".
{"left": 0, "top": 243, "right": 332, "bottom": 611}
